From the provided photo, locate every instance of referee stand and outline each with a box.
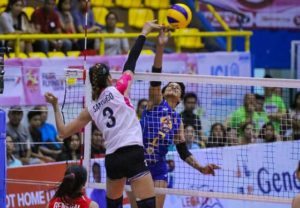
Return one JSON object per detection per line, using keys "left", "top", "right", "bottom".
{"left": 0, "top": 109, "right": 6, "bottom": 207}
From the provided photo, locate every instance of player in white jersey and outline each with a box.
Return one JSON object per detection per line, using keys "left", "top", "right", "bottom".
{"left": 44, "top": 21, "right": 161, "bottom": 208}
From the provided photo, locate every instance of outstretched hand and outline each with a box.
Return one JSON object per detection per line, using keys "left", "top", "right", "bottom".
{"left": 141, "top": 20, "right": 162, "bottom": 36}
{"left": 199, "top": 164, "right": 221, "bottom": 176}
{"left": 44, "top": 92, "right": 58, "bottom": 106}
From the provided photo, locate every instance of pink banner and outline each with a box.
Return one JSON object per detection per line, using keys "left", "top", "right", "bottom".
{"left": 202, "top": 0, "right": 300, "bottom": 29}
{"left": 0, "top": 52, "right": 251, "bottom": 106}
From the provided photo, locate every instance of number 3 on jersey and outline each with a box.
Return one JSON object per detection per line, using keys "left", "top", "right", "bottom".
{"left": 103, "top": 107, "right": 116, "bottom": 128}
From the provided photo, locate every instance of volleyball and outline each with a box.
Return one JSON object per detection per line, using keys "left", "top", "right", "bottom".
{"left": 167, "top": 3, "right": 192, "bottom": 29}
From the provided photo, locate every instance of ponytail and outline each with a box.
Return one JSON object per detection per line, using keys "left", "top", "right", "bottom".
{"left": 89, "top": 63, "right": 111, "bottom": 100}
{"left": 53, "top": 165, "right": 87, "bottom": 203}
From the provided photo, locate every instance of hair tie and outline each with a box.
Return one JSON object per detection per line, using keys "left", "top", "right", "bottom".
{"left": 64, "top": 172, "right": 75, "bottom": 180}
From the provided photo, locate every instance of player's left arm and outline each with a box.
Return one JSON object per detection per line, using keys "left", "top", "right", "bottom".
{"left": 45, "top": 92, "right": 92, "bottom": 139}
{"left": 116, "top": 20, "right": 161, "bottom": 97}
{"left": 174, "top": 121, "right": 220, "bottom": 175}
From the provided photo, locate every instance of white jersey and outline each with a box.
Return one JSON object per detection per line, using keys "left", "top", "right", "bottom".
{"left": 88, "top": 86, "right": 143, "bottom": 154}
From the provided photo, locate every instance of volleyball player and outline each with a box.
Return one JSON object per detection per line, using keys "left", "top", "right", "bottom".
{"left": 45, "top": 21, "right": 161, "bottom": 208}
{"left": 128, "top": 28, "right": 220, "bottom": 208}
{"left": 47, "top": 165, "right": 98, "bottom": 208}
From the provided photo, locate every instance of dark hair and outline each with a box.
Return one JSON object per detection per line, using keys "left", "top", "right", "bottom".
{"left": 5, "top": 0, "right": 23, "bottom": 12}
{"left": 255, "top": 93, "right": 265, "bottom": 101}
{"left": 27, "top": 110, "right": 41, "bottom": 121}
{"left": 63, "top": 133, "right": 81, "bottom": 153}
{"left": 184, "top": 124, "right": 196, "bottom": 130}
{"left": 258, "top": 122, "right": 276, "bottom": 142}
{"left": 105, "top": 11, "right": 118, "bottom": 22}
{"left": 89, "top": 63, "right": 111, "bottom": 100}
{"left": 240, "top": 121, "right": 254, "bottom": 132}
{"left": 54, "top": 165, "right": 87, "bottom": 202}
{"left": 136, "top": 98, "right": 147, "bottom": 111}
{"left": 57, "top": 0, "right": 68, "bottom": 12}
{"left": 183, "top": 92, "right": 198, "bottom": 104}
{"left": 209, "top": 122, "right": 226, "bottom": 137}
{"left": 291, "top": 92, "right": 300, "bottom": 109}
{"left": 161, "top": 82, "right": 185, "bottom": 100}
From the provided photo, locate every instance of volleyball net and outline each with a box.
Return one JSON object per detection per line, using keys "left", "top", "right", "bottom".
{"left": 1, "top": 67, "right": 300, "bottom": 205}
{"left": 66, "top": 71, "right": 298, "bottom": 204}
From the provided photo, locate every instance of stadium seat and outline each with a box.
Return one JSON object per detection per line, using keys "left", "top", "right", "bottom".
{"left": 28, "top": 52, "right": 47, "bottom": 58}
{"left": 93, "top": 7, "right": 109, "bottom": 25}
{"left": 22, "top": 7, "right": 35, "bottom": 20}
{"left": 9, "top": 53, "right": 28, "bottom": 59}
{"left": 115, "top": 0, "right": 142, "bottom": 8}
{"left": 158, "top": 9, "right": 169, "bottom": 26}
{"left": 128, "top": 9, "right": 154, "bottom": 29}
{"left": 91, "top": 0, "right": 114, "bottom": 7}
{"left": 67, "top": 51, "right": 81, "bottom": 57}
{"left": 0, "top": 0, "right": 8, "bottom": 7}
{"left": 144, "top": 0, "right": 170, "bottom": 9}
{"left": 48, "top": 52, "right": 66, "bottom": 58}
{"left": 176, "top": 28, "right": 205, "bottom": 49}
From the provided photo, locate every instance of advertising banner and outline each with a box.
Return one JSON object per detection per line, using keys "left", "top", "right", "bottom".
{"left": 202, "top": 0, "right": 300, "bottom": 29}
{"left": 0, "top": 52, "right": 252, "bottom": 107}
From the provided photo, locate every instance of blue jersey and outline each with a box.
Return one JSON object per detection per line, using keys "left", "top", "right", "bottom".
{"left": 140, "top": 100, "right": 181, "bottom": 163}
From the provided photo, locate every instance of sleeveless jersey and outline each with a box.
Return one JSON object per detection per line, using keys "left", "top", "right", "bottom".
{"left": 140, "top": 100, "right": 181, "bottom": 162}
{"left": 88, "top": 86, "right": 143, "bottom": 154}
{"left": 48, "top": 195, "right": 91, "bottom": 208}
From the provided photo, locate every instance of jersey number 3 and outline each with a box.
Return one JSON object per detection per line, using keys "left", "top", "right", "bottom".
{"left": 103, "top": 107, "right": 116, "bottom": 128}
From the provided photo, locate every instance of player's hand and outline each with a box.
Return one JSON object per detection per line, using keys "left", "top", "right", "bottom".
{"left": 199, "top": 164, "right": 221, "bottom": 176}
{"left": 157, "top": 27, "right": 170, "bottom": 47}
{"left": 141, "top": 20, "right": 162, "bottom": 36}
{"left": 44, "top": 92, "right": 58, "bottom": 106}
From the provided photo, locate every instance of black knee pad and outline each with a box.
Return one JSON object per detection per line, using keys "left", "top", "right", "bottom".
{"left": 136, "top": 196, "right": 156, "bottom": 208}
{"left": 106, "top": 195, "right": 123, "bottom": 208}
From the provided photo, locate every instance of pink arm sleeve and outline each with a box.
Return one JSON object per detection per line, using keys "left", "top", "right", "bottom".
{"left": 115, "top": 73, "right": 133, "bottom": 95}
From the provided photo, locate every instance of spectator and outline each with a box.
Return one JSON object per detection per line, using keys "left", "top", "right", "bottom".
{"left": 6, "top": 134, "right": 23, "bottom": 168}
{"left": 0, "top": 0, "right": 33, "bottom": 53}
{"left": 6, "top": 106, "right": 31, "bottom": 165}
{"left": 263, "top": 75, "right": 287, "bottom": 135}
{"left": 206, "top": 123, "right": 226, "bottom": 148}
{"left": 102, "top": 11, "right": 129, "bottom": 55}
{"left": 227, "top": 93, "right": 259, "bottom": 136}
{"left": 90, "top": 162, "right": 106, "bottom": 208}
{"left": 72, "top": 0, "right": 100, "bottom": 50}
{"left": 31, "top": 0, "right": 72, "bottom": 54}
{"left": 226, "top": 127, "right": 238, "bottom": 146}
{"left": 184, "top": 124, "right": 203, "bottom": 149}
{"left": 136, "top": 98, "right": 148, "bottom": 120}
{"left": 57, "top": 133, "right": 81, "bottom": 161}
{"left": 255, "top": 94, "right": 269, "bottom": 130}
{"left": 181, "top": 92, "right": 203, "bottom": 140}
{"left": 289, "top": 92, "right": 300, "bottom": 140}
{"left": 91, "top": 124, "right": 105, "bottom": 158}
{"left": 57, "top": 0, "right": 77, "bottom": 48}
{"left": 27, "top": 110, "right": 54, "bottom": 163}
{"left": 35, "top": 105, "right": 62, "bottom": 159}
{"left": 240, "top": 122, "right": 256, "bottom": 145}
{"left": 258, "top": 122, "right": 281, "bottom": 143}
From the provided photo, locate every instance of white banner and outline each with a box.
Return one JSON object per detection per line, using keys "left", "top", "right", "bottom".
{"left": 89, "top": 141, "right": 299, "bottom": 208}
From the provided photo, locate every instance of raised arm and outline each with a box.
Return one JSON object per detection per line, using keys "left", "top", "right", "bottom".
{"left": 148, "top": 28, "right": 169, "bottom": 109}
{"left": 116, "top": 20, "right": 161, "bottom": 97}
{"left": 174, "top": 121, "right": 220, "bottom": 175}
{"left": 44, "top": 92, "right": 92, "bottom": 139}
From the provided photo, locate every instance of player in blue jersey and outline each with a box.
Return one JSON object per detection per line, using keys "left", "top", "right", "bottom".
{"left": 128, "top": 28, "right": 220, "bottom": 208}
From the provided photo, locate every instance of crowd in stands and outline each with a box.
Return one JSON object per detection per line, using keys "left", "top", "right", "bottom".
{"left": 0, "top": 0, "right": 129, "bottom": 56}
{"left": 5, "top": 78, "right": 300, "bottom": 168}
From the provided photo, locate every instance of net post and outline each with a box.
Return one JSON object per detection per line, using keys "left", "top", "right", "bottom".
{"left": 83, "top": 67, "right": 92, "bottom": 186}
{"left": 0, "top": 109, "right": 6, "bottom": 207}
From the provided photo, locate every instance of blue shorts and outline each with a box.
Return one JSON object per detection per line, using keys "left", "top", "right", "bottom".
{"left": 147, "top": 160, "right": 168, "bottom": 182}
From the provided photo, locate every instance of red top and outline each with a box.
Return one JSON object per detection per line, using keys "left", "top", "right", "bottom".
{"left": 48, "top": 195, "right": 92, "bottom": 208}
{"left": 31, "top": 8, "right": 61, "bottom": 33}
